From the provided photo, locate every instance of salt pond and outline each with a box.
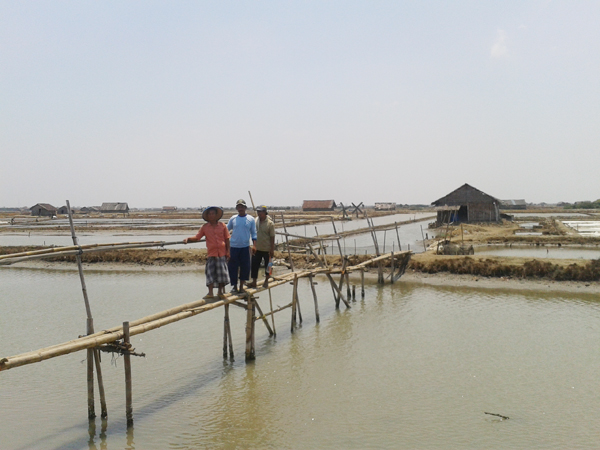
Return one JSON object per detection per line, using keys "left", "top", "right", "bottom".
{"left": 562, "top": 221, "right": 600, "bottom": 237}
{"left": 2, "top": 268, "right": 600, "bottom": 449}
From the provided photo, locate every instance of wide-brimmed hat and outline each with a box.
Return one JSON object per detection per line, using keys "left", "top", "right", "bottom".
{"left": 202, "top": 206, "right": 223, "bottom": 222}
{"left": 236, "top": 199, "right": 247, "bottom": 207}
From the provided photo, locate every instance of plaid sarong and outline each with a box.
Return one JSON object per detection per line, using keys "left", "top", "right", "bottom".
{"left": 205, "top": 256, "right": 229, "bottom": 286}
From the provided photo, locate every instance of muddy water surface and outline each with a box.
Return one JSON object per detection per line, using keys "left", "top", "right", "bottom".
{"left": 2, "top": 268, "right": 600, "bottom": 449}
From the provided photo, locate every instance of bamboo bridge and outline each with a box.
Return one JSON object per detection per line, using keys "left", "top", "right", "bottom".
{"left": 0, "top": 202, "right": 412, "bottom": 427}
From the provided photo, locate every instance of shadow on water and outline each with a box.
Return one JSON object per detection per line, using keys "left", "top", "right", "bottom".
{"left": 14, "top": 355, "right": 245, "bottom": 450}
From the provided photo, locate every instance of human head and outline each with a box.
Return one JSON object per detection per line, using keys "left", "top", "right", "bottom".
{"left": 235, "top": 199, "right": 247, "bottom": 215}
{"left": 257, "top": 205, "right": 268, "bottom": 220}
{"left": 202, "top": 206, "right": 223, "bottom": 222}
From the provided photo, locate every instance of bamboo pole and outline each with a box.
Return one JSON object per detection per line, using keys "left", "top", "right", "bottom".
{"left": 0, "top": 240, "right": 185, "bottom": 266}
{"left": 268, "top": 288, "right": 276, "bottom": 336}
{"left": 361, "top": 268, "right": 365, "bottom": 298}
{"left": 345, "top": 272, "right": 350, "bottom": 297}
{"left": 93, "top": 348, "right": 107, "bottom": 419}
{"left": 395, "top": 222, "right": 402, "bottom": 252}
{"left": 223, "top": 305, "right": 229, "bottom": 359}
{"left": 309, "top": 274, "right": 320, "bottom": 323}
{"left": 336, "top": 257, "right": 348, "bottom": 306}
{"left": 254, "top": 300, "right": 274, "bottom": 336}
{"left": 258, "top": 302, "right": 293, "bottom": 319}
{"left": 67, "top": 201, "right": 100, "bottom": 420}
{"left": 226, "top": 305, "right": 234, "bottom": 360}
{"left": 326, "top": 273, "right": 350, "bottom": 309}
{"left": 275, "top": 231, "right": 340, "bottom": 242}
{"left": 330, "top": 218, "right": 343, "bottom": 256}
{"left": 291, "top": 274, "right": 298, "bottom": 332}
{"left": 123, "top": 321, "right": 133, "bottom": 428}
{"left": 0, "top": 239, "right": 185, "bottom": 261}
{"left": 280, "top": 213, "right": 295, "bottom": 272}
{"left": 420, "top": 225, "right": 427, "bottom": 252}
{"left": 86, "top": 345, "right": 95, "bottom": 419}
{"left": 245, "top": 296, "right": 256, "bottom": 361}
{"left": 295, "top": 279, "right": 303, "bottom": 325}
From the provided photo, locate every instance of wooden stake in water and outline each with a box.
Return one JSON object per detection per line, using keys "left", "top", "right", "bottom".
{"left": 223, "top": 304, "right": 234, "bottom": 359}
{"left": 309, "top": 274, "right": 320, "bottom": 323}
{"left": 245, "top": 296, "right": 256, "bottom": 361}
{"left": 268, "top": 288, "right": 277, "bottom": 336}
{"left": 291, "top": 274, "right": 298, "bottom": 332}
{"left": 123, "top": 321, "right": 133, "bottom": 428}
{"left": 361, "top": 269, "right": 365, "bottom": 298}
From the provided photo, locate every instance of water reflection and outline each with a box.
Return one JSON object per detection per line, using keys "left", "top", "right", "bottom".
{"left": 87, "top": 418, "right": 108, "bottom": 450}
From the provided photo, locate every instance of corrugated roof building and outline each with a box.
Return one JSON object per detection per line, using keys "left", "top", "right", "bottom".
{"left": 500, "top": 199, "right": 527, "bottom": 210}
{"left": 302, "top": 200, "right": 336, "bottom": 211}
{"left": 100, "top": 203, "right": 130, "bottom": 213}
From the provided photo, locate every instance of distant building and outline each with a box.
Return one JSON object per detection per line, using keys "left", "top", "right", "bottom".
{"left": 100, "top": 202, "right": 130, "bottom": 214}
{"left": 375, "top": 202, "right": 396, "bottom": 211}
{"left": 162, "top": 206, "right": 177, "bottom": 212}
{"left": 79, "top": 207, "right": 98, "bottom": 214}
{"left": 500, "top": 199, "right": 527, "bottom": 210}
{"left": 57, "top": 206, "right": 70, "bottom": 215}
{"left": 431, "top": 184, "right": 500, "bottom": 225}
{"left": 302, "top": 200, "right": 336, "bottom": 212}
{"left": 30, "top": 203, "right": 57, "bottom": 217}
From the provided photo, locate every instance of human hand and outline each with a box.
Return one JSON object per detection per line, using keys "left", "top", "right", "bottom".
{"left": 251, "top": 245, "right": 257, "bottom": 255}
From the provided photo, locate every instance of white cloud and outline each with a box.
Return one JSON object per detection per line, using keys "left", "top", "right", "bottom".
{"left": 491, "top": 29, "right": 508, "bottom": 58}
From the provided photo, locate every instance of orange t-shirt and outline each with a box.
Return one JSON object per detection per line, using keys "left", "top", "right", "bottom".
{"left": 194, "top": 222, "right": 230, "bottom": 257}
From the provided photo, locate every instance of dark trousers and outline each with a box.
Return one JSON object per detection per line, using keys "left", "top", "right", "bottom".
{"left": 228, "top": 246, "right": 251, "bottom": 286}
{"left": 251, "top": 250, "right": 270, "bottom": 279}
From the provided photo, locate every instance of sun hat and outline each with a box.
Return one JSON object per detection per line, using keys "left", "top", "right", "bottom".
{"left": 236, "top": 199, "right": 247, "bottom": 207}
{"left": 202, "top": 206, "right": 224, "bottom": 222}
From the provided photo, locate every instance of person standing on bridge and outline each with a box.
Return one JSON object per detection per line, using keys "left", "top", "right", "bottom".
{"left": 248, "top": 205, "right": 275, "bottom": 289}
{"left": 184, "top": 206, "right": 230, "bottom": 300}
{"left": 227, "top": 199, "right": 257, "bottom": 294}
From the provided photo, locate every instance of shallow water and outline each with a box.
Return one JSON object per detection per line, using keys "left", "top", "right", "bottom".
{"left": 2, "top": 268, "right": 600, "bottom": 449}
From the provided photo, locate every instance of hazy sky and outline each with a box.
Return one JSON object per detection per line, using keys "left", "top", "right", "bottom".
{"left": 2, "top": 1, "right": 599, "bottom": 208}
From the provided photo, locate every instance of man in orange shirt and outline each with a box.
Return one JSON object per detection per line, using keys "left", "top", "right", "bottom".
{"left": 184, "top": 206, "right": 230, "bottom": 299}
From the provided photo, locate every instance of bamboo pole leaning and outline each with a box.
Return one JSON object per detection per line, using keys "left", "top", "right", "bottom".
{"left": 0, "top": 240, "right": 186, "bottom": 265}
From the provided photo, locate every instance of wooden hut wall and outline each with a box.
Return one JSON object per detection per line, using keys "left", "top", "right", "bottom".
{"left": 467, "top": 203, "right": 499, "bottom": 222}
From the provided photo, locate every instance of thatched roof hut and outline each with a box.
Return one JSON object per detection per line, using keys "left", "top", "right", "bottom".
{"left": 431, "top": 184, "right": 500, "bottom": 225}
{"left": 30, "top": 203, "right": 57, "bottom": 217}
